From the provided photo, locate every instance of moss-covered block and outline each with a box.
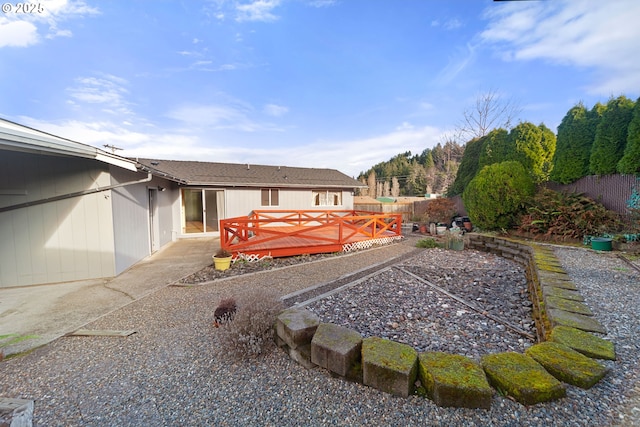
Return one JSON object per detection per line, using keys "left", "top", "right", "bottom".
{"left": 549, "top": 326, "right": 616, "bottom": 360}
{"left": 525, "top": 342, "right": 609, "bottom": 389}
{"left": 545, "top": 295, "right": 593, "bottom": 316}
{"left": 418, "top": 352, "right": 492, "bottom": 409}
{"left": 362, "top": 337, "right": 418, "bottom": 397}
{"left": 548, "top": 309, "right": 606, "bottom": 334}
{"left": 542, "top": 286, "right": 584, "bottom": 302}
{"left": 481, "top": 352, "right": 566, "bottom": 406}
{"left": 276, "top": 308, "right": 320, "bottom": 350}
{"left": 311, "top": 323, "right": 362, "bottom": 377}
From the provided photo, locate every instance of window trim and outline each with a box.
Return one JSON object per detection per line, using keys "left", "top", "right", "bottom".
{"left": 312, "top": 190, "right": 342, "bottom": 207}
{"left": 261, "top": 188, "right": 279, "bottom": 206}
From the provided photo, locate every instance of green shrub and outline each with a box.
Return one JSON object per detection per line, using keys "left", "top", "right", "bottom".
{"left": 462, "top": 161, "right": 535, "bottom": 230}
{"left": 216, "top": 287, "right": 283, "bottom": 360}
{"left": 416, "top": 238, "right": 440, "bottom": 248}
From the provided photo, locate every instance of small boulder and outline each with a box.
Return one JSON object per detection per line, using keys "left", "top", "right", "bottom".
{"left": 525, "top": 341, "right": 609, "bottom": 389}
{"left": 482, "top": 352, "right": 566, "bottom": 406}
{"left": 362, "top": 337, "right": 418, "bottom": 397}
{"left": 418, "top": 352, "right": 492, "bottom": 409}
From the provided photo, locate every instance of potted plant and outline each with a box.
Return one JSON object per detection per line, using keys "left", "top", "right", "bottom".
{"left": 213, "top": 249, "right": 233, "bottom": 271}
{"left": 444, "top": 229, "right": 465, "bottom": 251}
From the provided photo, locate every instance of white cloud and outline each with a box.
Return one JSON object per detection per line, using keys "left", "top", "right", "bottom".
{"left": 166, "top": 103, "right": 280, "bottom": 132}
{"left": 0, "top": 19, "right": 39, "bottom": 47}
{"left": 431, "top": 17, "right": 462, "bottom": 31}
{"left": 252, "top": 125, "right": 445, "bottom": 176}
{"left": 436, "top": 43, "right": 477, "bottom": 85}
{"left": 263, "top": 103, "right": 289, "bottom": 117}
{"left": 444, "top": 18, "right": 462, "bottom": 30}
{"left": 0, "top": 0, "right": 99, "bottom": 47}
{"left": 480, "top": 0, "right": 640, "bottom": 95}
{"left": 16, "top": 112, "right": 444, "bottom": 177}
{"left": 236, "top": 0, "right": 281, "bottom": 22}
{"left": 66, "top": 74, "right": 134, "bottom": 117}
{"left": 306, "top": 0, "right": 337, "bottom": 7}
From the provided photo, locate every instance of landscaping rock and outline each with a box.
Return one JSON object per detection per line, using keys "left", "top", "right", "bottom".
{"left": 311, "top": 323, "right": 362, "bottom": 377}
{"left": 418, "top": 352, "right": 492, "bottom": 409}
{"left": 545, "top": 295, "right": 593, "bottom": 315}
{"left": 542, "top": 286, "right": 585, "bottom": 302}
{"left": 362, "top": 337, "right": 418, "bottom": 397}
{"left": 548, "top": 308, "right": 606, "bottom": 334}
{"left": 525, "top": 342, "right": 609, "bottom": 389}
{"left": 275, "top": 308, "right": 319, "bottom": 350}
{"left": 549, "top": 326, "right": 616, "bottom": 360}
{"left": 0, "top": 397, "right": 34, "bottom": 427}
{"left": 481, "top": 352, "right": 566, "bottom": 406}
{"left": 539, "top": 276, "right": 579, "bottom": 290}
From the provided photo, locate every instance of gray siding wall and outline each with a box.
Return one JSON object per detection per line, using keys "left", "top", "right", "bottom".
{"left": 110, "top": 167, "right": 177, "bottom": 274}
{"left": 0, "top": 151, "right": 116, "bottom": 287}
{"left": 224, "top": 188, "right": 355, "bottom": 218}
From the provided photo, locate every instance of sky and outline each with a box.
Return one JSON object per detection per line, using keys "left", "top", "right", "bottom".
{"left": 1, "top": 0, "right": 639, "bottom": 177}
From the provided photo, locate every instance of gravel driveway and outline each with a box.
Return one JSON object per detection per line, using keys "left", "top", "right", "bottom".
{"left": 0, "top": 238, "right": 638, "bottom": 426}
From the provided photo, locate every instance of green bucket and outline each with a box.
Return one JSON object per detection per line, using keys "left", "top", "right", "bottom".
{"left": 591, "top": 237, "right": 612, "bottom": 251}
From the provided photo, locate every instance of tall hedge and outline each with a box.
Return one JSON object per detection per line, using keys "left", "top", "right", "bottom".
{"left": 478, "top": 128, "right": 510, "bottom": 169}
{"left": 510, "top": 122, "right": 556, "bottom": 183}
{"left": 462, "top": 161, "right": 535, "bottom": 230}
{"left": 448, "top": 135, "right": 485, "bottom": 196}
{"left": 617, "top": 97, "right": 640, "bottom": 174}
{"left": 590, "top": 96, "right": 635, "bottom": 175}
{"left": 551, "top": 103, "right": 596, "bottom": 183}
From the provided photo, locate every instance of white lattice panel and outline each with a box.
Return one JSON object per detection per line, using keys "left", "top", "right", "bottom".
{"left": 342, "top": 236, "right": 403, "bottom": 252}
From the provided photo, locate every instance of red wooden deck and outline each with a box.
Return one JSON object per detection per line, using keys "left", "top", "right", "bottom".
{"left": 220, "top": 210, "right": 403, "bottom": 259}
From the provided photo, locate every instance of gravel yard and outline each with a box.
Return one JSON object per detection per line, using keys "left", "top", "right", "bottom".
{"left": 304, "top": 249, "right": 536, "bottom": 360}
{"left": 0, "top": 238, "right": 638, "bottom": 426}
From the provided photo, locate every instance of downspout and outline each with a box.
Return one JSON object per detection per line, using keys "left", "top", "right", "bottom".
{"left": 0, "top": 172, "right": 153, "bottom": 214}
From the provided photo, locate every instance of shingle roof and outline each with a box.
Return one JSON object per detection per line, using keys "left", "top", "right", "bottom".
{"left": 135, "top": 158, "right": 366, "bottom": 189}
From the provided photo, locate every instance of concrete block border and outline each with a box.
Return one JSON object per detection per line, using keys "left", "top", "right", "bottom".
{"left": 276, "top": 234, "right": 616, "bottom": 408}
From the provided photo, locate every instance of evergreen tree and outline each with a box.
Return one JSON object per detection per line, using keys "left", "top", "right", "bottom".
{"left": 551, "top": 103, "right": 595, "bottom": 183}
{"left": 617, "top": 97, "right": 640, "bottom": 174}
{"left": 590, "top": 96, "right": 635, "bottom": 175}
{"left": 509, "top": 122, "right": 556, "bottom": 183}
{"left": 478, "top": 128, "right": 510, "bottom": 169}
{"left": 462, "top": 161, "right": 535, "bottom": 230}
{"left": 539, "top": 123, "right": 556, "bottom": 182}
{"left": 448, "top": 136, "right": 485, "bottom": 196}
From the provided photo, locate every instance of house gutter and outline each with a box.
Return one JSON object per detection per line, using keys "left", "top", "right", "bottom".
{"left": 0, "top": 172, "right": 153, "bottom": 214}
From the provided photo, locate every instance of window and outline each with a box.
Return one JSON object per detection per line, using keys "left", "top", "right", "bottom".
{"left": 313, "top": 190, "right": 342, "bottom": 206}
{"left": 261, "top": 188, "right": 279, "bottom": 206}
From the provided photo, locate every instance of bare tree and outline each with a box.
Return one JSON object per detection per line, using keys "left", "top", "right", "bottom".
{"left": 459, "top": 88, "right": 521, "bottom": 140}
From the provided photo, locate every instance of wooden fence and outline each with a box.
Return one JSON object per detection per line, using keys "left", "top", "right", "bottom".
{"left": 353, "top": 202, "right": 414, "bottom": 223}
{"left": 545, "top": 174, "right": 639, "bottom": 218}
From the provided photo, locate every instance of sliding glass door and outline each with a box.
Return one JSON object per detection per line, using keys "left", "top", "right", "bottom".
{"left": 182, "top": 189, "right": 225, "bottom": 234}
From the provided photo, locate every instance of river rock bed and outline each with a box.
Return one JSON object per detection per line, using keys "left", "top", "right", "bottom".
{"left": 304, "top": 248, "right": 536, "bottom": 360}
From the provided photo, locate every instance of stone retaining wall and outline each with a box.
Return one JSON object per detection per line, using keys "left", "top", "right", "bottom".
{"left": 276, "top": 235, "right": 616, "bottom": 408}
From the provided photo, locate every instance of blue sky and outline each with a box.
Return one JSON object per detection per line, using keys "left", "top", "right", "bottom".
{"left": 1, "top": 0, "right": 639, "bottom": 177}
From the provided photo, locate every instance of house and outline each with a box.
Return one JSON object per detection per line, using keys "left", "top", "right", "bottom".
{"left": 135, "top": 159, "right": 366, "bottom": 236}
{"left": 0, "top": 118, "right": 365, "bottom": 288}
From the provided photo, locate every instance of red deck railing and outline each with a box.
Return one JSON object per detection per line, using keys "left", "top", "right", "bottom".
{"left": 220, "top": 209, "right": 402, "bottom": 259}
